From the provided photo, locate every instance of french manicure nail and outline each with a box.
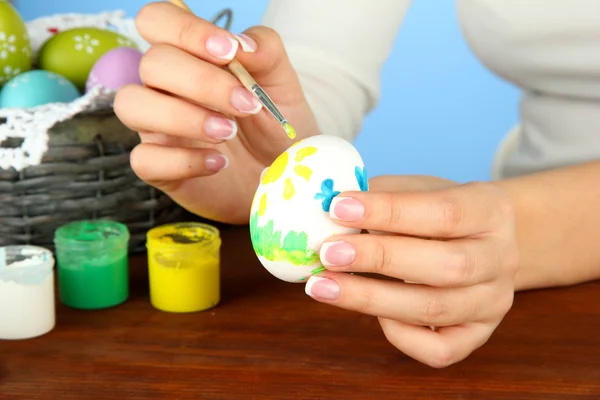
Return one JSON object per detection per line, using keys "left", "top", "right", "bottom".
{"left": 234, "top": 33, "right": 257, "bottom": 52}
{"left": 330, "top": 197, "right": 365, "bottom": 221}
{"left": 205, "top": 116, "right": 237, "bottom": 140}
{"left": 206, "top": 35, "right": 238, "bottom": 60}
{"left": 205, "top": 154, "right": 229, "bottom": 172}
{"left": 231, "top": 86, "right": 262, "bottom": 114}
{"left": 305, "top": 276, "right": 340, "bottom": 301}
{"left": 320, "top": 241, "right": 356, "bottom": 267}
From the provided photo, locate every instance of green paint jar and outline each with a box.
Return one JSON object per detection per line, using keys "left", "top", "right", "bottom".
{"left": 54, "top": 220, "right": 130, "bottom": 310}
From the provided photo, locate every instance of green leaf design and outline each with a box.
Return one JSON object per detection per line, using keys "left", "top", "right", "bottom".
{"left": 249, "top": 212, "right": 321, "bottom": 266}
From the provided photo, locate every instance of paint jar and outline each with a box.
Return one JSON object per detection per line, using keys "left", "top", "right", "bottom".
{"left": 0, "top": 245, "right": 55, "bottom": 340}
{"left": 54, "top": 220, "right": 130, "bottom": 310}
{"left": 146, "top": 222, "right": 221, "bottom": 313}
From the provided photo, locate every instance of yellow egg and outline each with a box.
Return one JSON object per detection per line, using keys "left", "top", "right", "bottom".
{"left": 249, "top": 135, "right": 369, "bottom": 283}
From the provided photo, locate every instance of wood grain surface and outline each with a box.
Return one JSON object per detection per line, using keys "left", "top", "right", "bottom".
{"left": 2, "top": 225, "right": 600, "bottom": 399}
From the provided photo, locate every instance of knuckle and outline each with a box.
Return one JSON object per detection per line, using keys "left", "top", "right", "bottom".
{"left": 263, "top": 25, "right": 281, "bottom": 41}
{"left": 504, "top": 247, "right": 520, "bottom": 275}
{"left": 436, "top": 195, "right": 464, "bottom": 236}
{"left": 356, "top": 289, "right": 375, "bottom": 315}
{"left": 428, "top": 344, "right": 457, "bottom": 369}
{"left": 441, "top": 247, "right": 476, "bottom": 286}
{"left": 177, "top": 15, "right": 202, "bottom": 50}
{"left": 496, "top": 291, "right": 515, "bottom": 316}
{"left": 129, "top": 145, "right": 148, "bottom": 178}
{"left": 113, "top": 89, "right": 128, "bottom": 119}
{"left": 468, "top": 181, "right": 515, "bottom": 226}
{"left": 135, "top": 3, "right": 154, "bottom": 35}
{"left": 418, "top": 296, "right": 446, "bottom": 325}
{"left": 187, "top": 67, "right": 211, "bottom": 96}
{"left": 138, "top": 45, "right": 164, "bottom": 85}
{"left": 245, "top": 26, "right": 285, "bottom": 72}
{"left": 113, "top": 84, "right": 138, "bottom": 119}
{"left": 251, "top": 25, "right": 281, "bottom": 42}
{"left": 370, "top": 239, "right": 392, "bottom": 275}
{"left": 495, "top": 193, "right": 515, "bottom": 221}
{"left": 136, "top": 2, "right": 167, "bottom": 36}
{"left": 385, "top": 193, "right": 404, "bottom": 228}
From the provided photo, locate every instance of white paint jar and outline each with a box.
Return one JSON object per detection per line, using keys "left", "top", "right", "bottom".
{"left": 0, "top": 245, "right": 56, "bottom": 340}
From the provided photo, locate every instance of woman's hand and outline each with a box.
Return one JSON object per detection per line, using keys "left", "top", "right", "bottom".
{"left": 114, "top": 2, "right": 319, "bottom": 224}
{"left": 305, "top": 175, "right": 520, "bottom": 368}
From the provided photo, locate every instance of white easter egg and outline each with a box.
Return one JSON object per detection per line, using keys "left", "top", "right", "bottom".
{"left": 249, "top": 134, "right": 369, "bottom": 283}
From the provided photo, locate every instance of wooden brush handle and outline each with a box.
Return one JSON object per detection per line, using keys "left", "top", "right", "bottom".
{"left": 226, "top": 60, "right": 257, "bottom": 90}
{"left": 169, "top": 0, "right": 192, "bottom": 12}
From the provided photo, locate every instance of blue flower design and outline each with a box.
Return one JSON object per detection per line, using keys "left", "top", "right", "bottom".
{"left": 314, "top": 178, "right": 340, "bottom": 212}
{"left": 355, "top": 166, "right": 368, "bottom": 191}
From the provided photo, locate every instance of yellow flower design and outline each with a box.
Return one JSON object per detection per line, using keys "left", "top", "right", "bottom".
{"left": 257, "top": 143, "right": 319, "bottom": 213}
{"left": 258, "top": 193, "right": 267, "bottom": 216}
{"left": 261, "top": 151, "right": 289, "bottom": 185}
{"left": 283, "top": 178, "right": 295, "bottom": 200}
{"left": 294, "top": 165, "right": 312, "bottom": 182}
{"left": 295, "top": 147, "right": 317, "bottom": 162}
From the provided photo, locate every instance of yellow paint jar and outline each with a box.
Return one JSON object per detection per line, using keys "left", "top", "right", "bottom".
{"left": 146, "top": 222, "right": 221, "bottom": 313}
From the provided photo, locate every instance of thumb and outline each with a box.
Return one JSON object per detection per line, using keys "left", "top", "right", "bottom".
{"left": 234, "top": 26, "right": 301, "bottom": 89}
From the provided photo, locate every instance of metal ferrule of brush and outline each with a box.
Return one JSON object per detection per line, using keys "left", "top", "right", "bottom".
{"left": 251, "top": 84, "right": 286, "bottom": 125}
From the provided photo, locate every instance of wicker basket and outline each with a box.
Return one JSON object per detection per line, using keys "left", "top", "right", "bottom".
{"left": 0, "top": 9, "right": 233, "bottom": 252}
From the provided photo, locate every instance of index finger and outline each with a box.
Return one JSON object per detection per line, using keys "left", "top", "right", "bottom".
{"left": 329, "top": 182, "right": 514, "bottom": 238}
{"left": 136, "top": 2, "right": 240, "bottom": 63}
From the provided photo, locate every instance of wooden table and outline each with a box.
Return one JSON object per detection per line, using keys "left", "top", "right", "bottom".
{"left": 2, "top": 225, "right": 600, "bottom": 399}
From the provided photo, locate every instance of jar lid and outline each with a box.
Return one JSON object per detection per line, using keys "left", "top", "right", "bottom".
{"left": 0, "top": 245, "right": 54, "bottom": 285}
{"left": 54, "top": 219, "right": 130, "bottom": 250}
{"left": 146, "top": 222, "right": 221, "bottom": 250}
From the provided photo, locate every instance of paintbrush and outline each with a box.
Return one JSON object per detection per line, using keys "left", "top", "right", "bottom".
{"left": 168, "top": 0, "right": 296, "bottom": 140}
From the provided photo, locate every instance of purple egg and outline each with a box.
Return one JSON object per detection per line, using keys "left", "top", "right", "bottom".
{"left": 85, "top": 47, "right": 143, "bottom": 92}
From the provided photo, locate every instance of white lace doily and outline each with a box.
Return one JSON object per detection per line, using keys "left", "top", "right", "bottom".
{"left": 0, "top": 10, "right": 150, "bottom": 172}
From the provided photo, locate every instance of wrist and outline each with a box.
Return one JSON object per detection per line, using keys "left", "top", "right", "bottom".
{"left": 493, "top": 163, "right": 600, "bottom": 291}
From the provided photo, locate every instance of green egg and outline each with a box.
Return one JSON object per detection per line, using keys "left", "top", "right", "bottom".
{"left": 37, "top": 27, "right": 138, "bottom": 90}
{"left": 0, "top": 0, "right": 33, "bottom": 87}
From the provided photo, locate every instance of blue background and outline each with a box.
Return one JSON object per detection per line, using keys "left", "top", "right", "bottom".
{"left": 14, "top": 0, "right": 520, "bottom": 182}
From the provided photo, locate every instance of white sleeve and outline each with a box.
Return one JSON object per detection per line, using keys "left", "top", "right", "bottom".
{"left": 261, "top": 0, "right": 411, "bottom": 141}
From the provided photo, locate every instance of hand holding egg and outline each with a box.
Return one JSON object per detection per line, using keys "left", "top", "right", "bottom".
{"left": 290, "top": 173, "right": 519, "bottom": 369}
{"left": 250, "top": 135, "right": 368, "bottom": 283}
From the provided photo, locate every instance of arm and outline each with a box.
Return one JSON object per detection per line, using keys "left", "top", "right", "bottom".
{"left": 495, "top": 160, "right": 600, "bottom": 291}
{"left": 261, "top": 0, "right": 411, "bottom": 141}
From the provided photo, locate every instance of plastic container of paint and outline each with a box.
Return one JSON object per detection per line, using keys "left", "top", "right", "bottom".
{"left": 0, "top": 245, "right": 56, "bottom": 340}
{"left": 146, "top": 222, "right": 221, "bottom": 313}
{"left": 54, "top": 220, "right": 130, "bottom": 310}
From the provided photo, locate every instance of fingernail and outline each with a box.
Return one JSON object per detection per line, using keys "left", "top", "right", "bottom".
{"left": 205, "top": 154, "right": 229, "bottom": 172}
{"left": 330, "top": 197, "right": 365, "bottom": 221}
{"left": 205, "top": 116, "right": 237, "bottom": 140}
{"left": 305, "top": 276, "right": 340, "bottom": 301}
{"left": 231, "top": 86, "right": 262, "bottom": 114}
{"left": 206, "top": 35, "right": 238, "bottom": 60}
{"left": 234, "top": 33, "right": 257, "bottom": 52}
{"left": 320, "top": 241, "right": 356, "bottom": 267}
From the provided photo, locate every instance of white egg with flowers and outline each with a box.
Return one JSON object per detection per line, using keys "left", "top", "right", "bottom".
{"left": 249, "top": 134, "right": 369, "bottom": 283}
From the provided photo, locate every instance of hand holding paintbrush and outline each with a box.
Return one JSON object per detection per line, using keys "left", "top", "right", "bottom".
{"left": 169, "top": 0, "right": 296, "bottom": 140}
{"left": 114, "top": 1, "right": 319, "bottom": 223}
